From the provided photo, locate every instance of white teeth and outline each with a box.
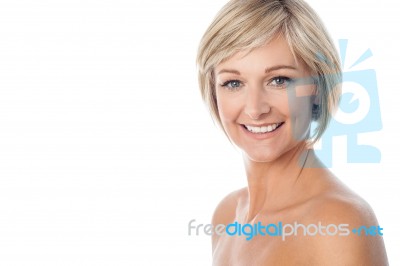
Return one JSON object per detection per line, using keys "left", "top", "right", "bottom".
{"left": 245, "top": 123, "right": 282, "bottom": 134}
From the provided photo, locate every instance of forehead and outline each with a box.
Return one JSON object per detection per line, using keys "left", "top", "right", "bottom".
{"left": 215, "top": 37, "right": 308, "bottom": 74}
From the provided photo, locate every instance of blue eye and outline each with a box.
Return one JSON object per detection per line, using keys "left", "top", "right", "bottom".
{"left": 221, "top": 80, "right": 242, "bottom": 90}
{"left": 269, "top": 76, "right": 292, "bottom": 87}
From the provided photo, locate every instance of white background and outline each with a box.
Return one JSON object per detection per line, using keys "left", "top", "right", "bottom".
{"left": 0, "top": 0, "right": 399, "bottom": 265}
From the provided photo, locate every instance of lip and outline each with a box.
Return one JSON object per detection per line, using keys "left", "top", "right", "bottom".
{"left": 243, "top": 122, "right": 281, "bottom": 127}
{"left": 240, "top": 122, "right": 284, "bottom": 140}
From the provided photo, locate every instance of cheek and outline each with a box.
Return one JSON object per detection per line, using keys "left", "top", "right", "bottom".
{"left": 287, "top": 84, "right": 315, "bottom": 120}
{"left": 287, "top": 96, "right": 313, "bottom": 140}
{"left": 216, "top": 93, "right": 240, "bottom": 123}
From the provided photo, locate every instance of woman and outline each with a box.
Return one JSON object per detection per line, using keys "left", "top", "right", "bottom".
{"left": 196, "top": 0, "right": 388, "bottom": 265}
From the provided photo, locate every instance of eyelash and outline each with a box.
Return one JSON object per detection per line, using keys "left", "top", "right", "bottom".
{"left": 220, "top": 76, "right": 292, "bottom": 91}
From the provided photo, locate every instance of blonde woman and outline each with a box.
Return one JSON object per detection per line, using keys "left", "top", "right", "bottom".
{"left": 197, "top": 0, "right": 388, "bottom": 265}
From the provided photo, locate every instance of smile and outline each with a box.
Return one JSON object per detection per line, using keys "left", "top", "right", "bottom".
{"left": 243, "top": 122, "right": 284, "bottom": 134}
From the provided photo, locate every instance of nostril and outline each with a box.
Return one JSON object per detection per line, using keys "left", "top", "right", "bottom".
{"left": 247, "top": 112, "right": 261, "bottom": 120}
{"left": 244, "top": 103, "right": 271, "bottom": 120}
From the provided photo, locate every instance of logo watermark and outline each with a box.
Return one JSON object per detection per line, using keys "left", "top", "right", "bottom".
{"left": 287, "top": 39, "right": 382, "bottom": 167}
{"left": 315, "top": 39, "right": 382, "bottom": 167}
{"left": 188, "top": 219, "right": 384, "bottom": 241}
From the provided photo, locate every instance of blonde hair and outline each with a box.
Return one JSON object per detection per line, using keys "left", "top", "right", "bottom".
{"left": 196, "top": 0, "right": 342, "bottom": 143}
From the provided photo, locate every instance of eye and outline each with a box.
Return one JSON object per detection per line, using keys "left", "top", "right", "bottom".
{"left": 269, "top": 76, "right": 292, "bottom": 87}
{"left": 221, "top": 80, "right": 242, "bottom": 90}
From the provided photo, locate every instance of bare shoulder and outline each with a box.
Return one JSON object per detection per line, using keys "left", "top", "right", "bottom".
{"left": 307, "top": 187, "right": 378, "bottom": 225}
{"left": 302, "top": 187, "right": 389, "bottom": 265}
{"left": 211, "top": 188, "right": 246, "bottom": 251}
{"left": 211, "top": 187, "right": 245, "bottom": 226}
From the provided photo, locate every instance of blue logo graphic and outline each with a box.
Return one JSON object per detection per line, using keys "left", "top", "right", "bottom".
{"left": 314, "top": 39, "right": 382, "bottom": 167}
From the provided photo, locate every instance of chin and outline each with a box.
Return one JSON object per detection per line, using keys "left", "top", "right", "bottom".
{"left": 241, "top": 140, "right": 304, "bottom": 163}
{"left": 243, "top": 149, "right": 284, "bottom": 163}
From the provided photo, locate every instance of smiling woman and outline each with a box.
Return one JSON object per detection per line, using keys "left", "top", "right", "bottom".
{"left": 214, "top": 37, "right": 316, "bottom": 163}
{"left": 196, "top": 0, "right": 388, "bottom": 265}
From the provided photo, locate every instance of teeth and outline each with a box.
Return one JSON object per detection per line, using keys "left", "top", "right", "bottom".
{"left": 245, "top": 123, "right": 282, "bottom": 134}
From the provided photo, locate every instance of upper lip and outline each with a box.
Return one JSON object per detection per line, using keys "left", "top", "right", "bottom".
{"left": 242, "top": 122, "right": 284, "bottom": 127}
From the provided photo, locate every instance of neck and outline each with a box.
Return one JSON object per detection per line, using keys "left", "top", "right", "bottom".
{"left": 242, "top": 142, "right": 320, "bottom": 222}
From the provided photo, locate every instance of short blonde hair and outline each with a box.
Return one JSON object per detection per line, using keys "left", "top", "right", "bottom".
{"left": 196, "top": 0, "right": 342, "bottom": 143}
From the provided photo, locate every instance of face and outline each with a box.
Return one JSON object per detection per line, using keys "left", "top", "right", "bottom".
{"left": 214, "top": 36, "right": 316, "bottom": 162}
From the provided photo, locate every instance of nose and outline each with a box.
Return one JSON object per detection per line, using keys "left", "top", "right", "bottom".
{"left": 244, "top": 85, "right": 271, "bottom": 120}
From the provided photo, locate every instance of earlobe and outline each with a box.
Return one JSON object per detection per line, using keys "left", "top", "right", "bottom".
{"left": 312, "top": 90, "right": 321, "bottom": 120}
{"left": 312, "top": 104, "right": 320, "bottom": 120}
{"left": 313, "top": 87, "right": 321, "bottom": 104}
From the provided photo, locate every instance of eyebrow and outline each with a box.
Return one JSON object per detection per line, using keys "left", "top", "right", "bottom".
{"left": 216, "top": 65, "right": 298, "bottom": 75}
{"left": 265, "top": 65, "right": 297, "bottom": 73}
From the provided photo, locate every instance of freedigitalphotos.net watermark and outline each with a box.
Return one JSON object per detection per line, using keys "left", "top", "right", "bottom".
{"left": 309, "top": 39, "right": 382, "bottom": 167}
{"left": 188, "top": 219, "right": 383, "bottom": 241}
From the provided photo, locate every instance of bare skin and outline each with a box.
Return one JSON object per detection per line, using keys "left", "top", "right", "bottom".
{"left": 211, "top": 36, "right": 388, "bottom": 265}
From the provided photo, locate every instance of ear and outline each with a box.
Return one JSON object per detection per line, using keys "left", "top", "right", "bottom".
{"left": 312, "top": 88, "right": 321, "bottom": 120}
{"left": 313, "top": 88, "right": 321, "bottom": 105}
